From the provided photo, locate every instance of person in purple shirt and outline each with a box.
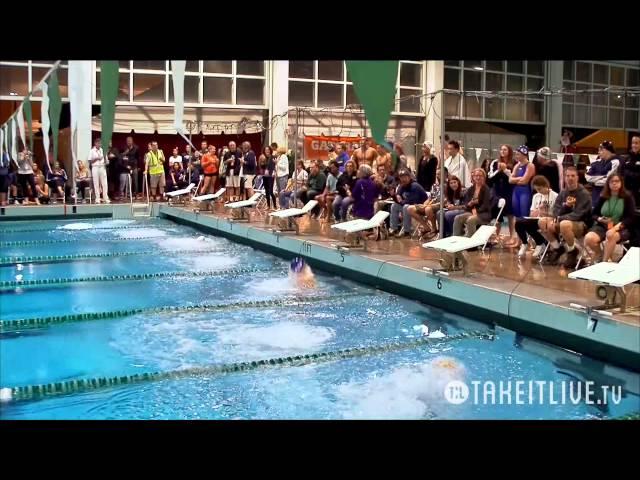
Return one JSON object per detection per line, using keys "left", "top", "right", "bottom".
{"left": 390, "top": 169, "right": 428, "bottom": 237}
{"left": 335, "top": 143, "right": 350, "bottom": 173}
{"left": 351, "top": 164, "right": 378, "bottom": 219}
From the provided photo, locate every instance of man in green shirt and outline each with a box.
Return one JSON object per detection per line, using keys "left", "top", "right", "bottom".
{"left": 299, "top": 162, "right": 326, "bottom": 218}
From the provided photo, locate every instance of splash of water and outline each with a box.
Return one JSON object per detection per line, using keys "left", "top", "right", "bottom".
{"left": 57, "top": 223, "right": 93, "bottom": 230}
{"left": 114, "top": 228, "right": 168, "bottom": 239}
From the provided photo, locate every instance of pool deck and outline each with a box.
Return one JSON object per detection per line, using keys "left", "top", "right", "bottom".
{"left": 1, "top": 202, "right": 638, "bottom": 372}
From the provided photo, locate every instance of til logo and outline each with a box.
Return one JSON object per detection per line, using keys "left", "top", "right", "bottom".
{"left": 444, "top": 380, "right": 469, "bottom": 404}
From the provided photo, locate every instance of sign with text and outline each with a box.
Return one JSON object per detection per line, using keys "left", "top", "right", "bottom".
{"left": 304, "top": 135, "right": 364, "bottom": 161}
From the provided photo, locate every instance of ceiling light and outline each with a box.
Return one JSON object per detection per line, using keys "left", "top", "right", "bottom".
{"left": 473, "top": 66, "right": 484, "bottom": 71}
{"left": 9, "top": 91, "right": 18, "bottom": 96}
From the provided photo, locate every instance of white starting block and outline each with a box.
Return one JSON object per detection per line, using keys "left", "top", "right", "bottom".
{"left": 269, "top": 200, "right": 318, "bottom": 234}
{"left": 568, "top": 247, "right": 639, "bottom": 313}
{"left": 330, "top": 211, "right": 389, "bottom": 251}
{"left": 192, "top": 188, "right": 226, "bottom": 212}
{"left": 224, "top": 192, "right": 263, "bottom": 221}
{"left": 165, "top": 183, "right": 196, "bottom": 205}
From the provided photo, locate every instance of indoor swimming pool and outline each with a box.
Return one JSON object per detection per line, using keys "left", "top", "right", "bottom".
{"left": 1, "top": 218, "right": 638, "bottom": 419}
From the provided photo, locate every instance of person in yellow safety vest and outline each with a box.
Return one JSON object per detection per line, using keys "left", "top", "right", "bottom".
{"left": 144, "top": 141, "right": 166, "bottom": 201}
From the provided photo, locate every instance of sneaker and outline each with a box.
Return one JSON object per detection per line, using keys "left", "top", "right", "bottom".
{"left": 544, "top": 245, "right": 566, "bottom": 265}
{"left": 388, "top": 229, "right": 398, "bottom": 236}
{"left": 14, "top": 200, "right": 19, "bottom": 205}
{"left": 517, "top": 244, "right": 527, "bottom": 258}
{"left": 532, "top": 244, "right": 545, "bottom": 259}
{"left": 563, "top": 247, "right": 580, "bottom": 269}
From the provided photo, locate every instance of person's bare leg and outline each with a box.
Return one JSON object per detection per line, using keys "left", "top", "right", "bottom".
{"left": 559, "top": 220, "right": 575, "bottom": 249}
{"left": 584, "top": 231, "right": 601, "bottom": 260}
{"left": 538, "top": 218, "right": 558, "bottom": 244}
{"left": 407, "top": 205, "right": 428, "bottom": 228}
{"left": 603, "top": 230, "right": 621, "bottom": 262}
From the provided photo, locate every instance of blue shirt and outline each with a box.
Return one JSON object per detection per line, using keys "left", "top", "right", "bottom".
{"left": 398, "top": 181, "right": 428, "bottom": 205}
{"left": 336, "top": 152, "right": 349, "bottom": 172}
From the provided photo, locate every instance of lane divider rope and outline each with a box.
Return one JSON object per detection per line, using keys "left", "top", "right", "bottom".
{"left": 0, "top": 265, "right": 284, "bottom": 289}
{"left": 0, "top": 330, "right": 494, "bottom": 403}
{"left": 0, "top": 292, "right": 373, "bottom": 332}
{"left": 0, "top": 223, "right": 169, "bottom": 234}
{"left": 0, "top": 236, "right": 190, "bottom": 247}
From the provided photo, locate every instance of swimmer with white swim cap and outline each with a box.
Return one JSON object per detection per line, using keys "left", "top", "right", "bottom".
{"left": 289, "top": 257, "right": 316, "bottom": 289}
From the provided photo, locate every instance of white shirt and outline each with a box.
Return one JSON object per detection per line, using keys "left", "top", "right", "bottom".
{"left": 530, "top": 190, "right": 558, "bottom": 216}
{"left": 88, "top": 147, "right": 106, "bottom": 167}
{"left": 276, "top": 154, "right": 289, "bottom": 178}
{"left": 444, "top": 153, "right": 471, "bottom": 188}
{"left": 293, "top": 168, "right": 308, "bottom": 189}
{"left": 169, "top": 155, "right": 182, "bottom": 168}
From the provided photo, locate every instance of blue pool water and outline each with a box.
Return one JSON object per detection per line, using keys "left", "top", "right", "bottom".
{"left": 1, "top": 218, "right": 639, "bottom": 419}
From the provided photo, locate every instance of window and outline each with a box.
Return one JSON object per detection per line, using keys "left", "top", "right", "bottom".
{"left": 236, "top": 78, "right": 264, "bottom": 105}
{"left": 0, "top": 65, "right": 28, "bottom": 96}
{"left": 169, "top": 75, "right": 199, "bottom": 103}
{"left": 289, "top": 81, "right": 313, "bottom": 107}
{"left": 237, "top": 61, "right": 264, "bottom": 76}
{"left": 397, "top": 89, "right": 421, "bottom": 113}
{"left": 96, "top": 72, "right": 130, "bottom": 102}
{"left": 507, "top": 61, "right": 523, "bottom": 74}
{"left": 133, "top": 61, "right": 166, "bottom": 71}
{"left": 400, "top": 62, "right": 422, "bottom": 88}
{"left": 317, "top": 61, "right": 342, "bottom": 81}
{"left": 133, "top": 74, "right": 166, "bottom": 102}
{"left": 203, "top": 61, "right": 232, "bottom": 74}
{"left": 594, "top": 64, "right": 608, "bottom": 84}
{"left": 486, "top": 61, "right": 503, "bottom": 72}
{"left": 32, "top": 67, "right": 68, "bottom": 98}
{"left": 185, "top": 61, "right": 199, "bottom": 72}
{"left": 203, "top": 77, "right": 232, "bottom": 104}
{"left": 289, "top": 61, "right": 314, "bottom": 79}
{"left": 444, "top": 68, "right": 460, "bottom": 90}
{"left": 527, "top": 61, "right": 544, "bottom": 77}
{"left": 576, "top": 62, "right": 592, "bottom": 83}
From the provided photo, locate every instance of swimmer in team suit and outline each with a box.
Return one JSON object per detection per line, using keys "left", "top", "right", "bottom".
{"left": 289, "top": 257, "right": 316, "bottom": 289}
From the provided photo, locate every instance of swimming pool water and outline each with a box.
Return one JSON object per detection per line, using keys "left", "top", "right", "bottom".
{"left": 1, "top": 218, "right": 638, "bottom": 420}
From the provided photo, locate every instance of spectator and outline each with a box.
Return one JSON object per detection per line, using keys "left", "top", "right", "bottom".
{"left": 584, "top": 174, "right": 636, "bottom": 263}
{"left": 619, "top": 135, "right": 640, "bottom": 206}
{"left": 275, "top": 147, "right": 291, "bottom": 203}
{"left": 389, "top": 169, "right": 428, "bottom": 238}
{"left": 375, "top": 143, "right": 392, "bottom": 174}
{"left": 16, "top": 148, "right": 38, "bottom": 205}
{"left": 168, "top": 147, "right": 183, "bottom": 170}
{"left": 585, "top": 141, "right": 621, "bottom": 206}
{"left": 223, "top": 141, "right": 242, "bottom": 201}
{"left": 240, "top": 141, "right": 257, "bottom": 200}
{"left": 200, "top": 145, "right": 219, "bottom": 195}
{"left": 533, "top": 146, "right": 561, "bottom": 194}
{"left": 416, "top": 141, "right": 438, "bottom": 192}
{"left": 488, "top": 144, "right": 515, "bottom": 246}
{"left": 0, "top": 150, "right": 10, "bottom": 206}
{"left": 508, "top": 145, "right": 536, "bottom": 246}
{"left": 279, "top": 159, "right": 308, "bottom": 209}
{"left": 315, "top": 160, "right": 340, "bottom": 220}
{"left": 182, "top": 144, "right": 198, "bottom": 185}
{"left": 167, "top": 161, "right": 187, "bottom": 192}
{"left": 451, "top": 168, "right": 492, "bottom": 238}
{"left": 46, "top": 161, "right": 68, "bottom": 202}
{"left": 259, "top": 146, "right": 277, "bottom": 210}
{"left": 88, "top": 137, "right": 110, "bottom": 204}
{"left": 351, "top": 138, "right": 378, "bottom": 167}
{"left": 121, "top": 136, "right": 140, "bottom": 198}
{"left": 144, "top": 141, "right": 166, "bottom": 201}
{"left": 333, "top": 160, "right": 358, "bottom": 222}
{"left": 407, "top": 168, "right": 454, "bottom": 239}
{"left": 35, "top": 173, "right": 50, "bottom": 205}
{"left": 514, "top": 175, "right": 558, "bottom": 259}
{"left": 351, "top": 164, "right": 378, "bottom": 219}
{"left": 75, "top": 160, "right": 91, "bottom": 203}
{"left": 298, "top": 161, "right": 326, "bottom": 217}
{"left": 538, "top": 166, "right": 592, "bottom": 269}
{"left": 444, "top": 140, "right": 471, "bottom": 188}
{"left": 106, "top": 140, "right": 120, "bottom": 198}
{"left": 327, "top": 145, "right": 338, "bottom": 163}
{"left": 335, "top": 143, "right": 350, "bottom": 172}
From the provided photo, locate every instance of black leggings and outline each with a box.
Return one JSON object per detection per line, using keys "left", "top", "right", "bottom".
{"left": 263, "top": 176, "right": 276, "bottom": 208}
{"left": 18, "top": 174, "right": 37, "bottom": 200}
{"left": 515, "top": 218, "right": 546, "bottom": 245}
{"left": 77, "top": 179, "right": 91, "bottom": 198}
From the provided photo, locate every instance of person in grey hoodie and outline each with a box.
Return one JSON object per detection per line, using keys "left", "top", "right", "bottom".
{"left": 17, "top": 148, "right": 38, "bottom": 205}
{"left": 538, "top": 166, "right": 592, "bottom": 268}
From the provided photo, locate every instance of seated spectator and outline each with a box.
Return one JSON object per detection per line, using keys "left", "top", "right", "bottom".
{"left": 450, "top": 168, "right": 492, "bottom": 238}
{"left": 389, "top": 169, "right": 428, "bottom": 238}
{"left": 298, "top": 161, "right": 326, "bottom": 217}
{"left": 35, "top": 173, "right": 50, "bottom": 204}
{"left": 315, "top": 160, "right": 340, "bottom": 220}
{"left": 585, "top": 141, "right": 621, "bottom": 206}
{"left": 0, "top": 151, "right": 10, "bottom": 206}
{"left": 407, "top": 168, "right": 455, "bottom": 239}
{"left": 441, "top": 175, "right": 467, "bottom": 237}
{"left": 167, "top": 161, "right": 187, "bottom": 192}
{"left": 351, "top": 164, "right": 378, "bottom": 220}
{"left": 333, "top": 160, "right": 357, "bottom": 222}
{"left": 538, "top": 166, "right": 593, "bottom": 268}
{"left": 619, "top": 135, "right": 640, "bottom": 207}
{"left": 584, "top": 174, "right": 636, "bottom": 263}
{"left": 46, "top": 161, "right": 68, "bottom": 201}
{"left": 75, "top": 160, "right": 91, "bottom": 203}
{"left": 514, "top": 175, "right": 558, "bottom": 259}
{"left": 372, "top": 164, "right": 397, "bottom": 215}
{"left": 279, "top": 160, "right": 308, "bottom": 209}
{"left": 335, "top": 143, "right": 350, "bottom": 173}
{"left": 327, "top": 145, "right": 338, "bottom": 163}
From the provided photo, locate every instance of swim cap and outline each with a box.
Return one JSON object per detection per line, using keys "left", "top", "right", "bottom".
{"left": 290, "top": 257, "right": 305, "bottom": 273}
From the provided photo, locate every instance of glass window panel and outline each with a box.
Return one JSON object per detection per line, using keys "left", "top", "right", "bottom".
{"left": 119, "top": 61, "right": 131, "bottom": 69}
{"left": 0, "top": 65, "right": 28, "bottom": 96}
{"left": 289, "top": 61, "right": 314, "bottom": 79}
{"left": 626, "top": 68, "right": 639, "bottom": 87}
{"left": 627, "top": 94, "right": 639, "bottom": 109}
{"left": 486, "top": 72, "right": 504, "bottom": 92}
{"left": 576, "top": 62, "right": 591, "bottom": 82}
{"left": 398, "top": 88, "right": 421, "bottom": 113}
{"left": 507, "top": 75, "right": 523, "bottom": 91}
{"left": 463, "top": 70, "right": 482, "bottom": 91}
{"left": 506, "top": 99, "right": 524, "bottom": 121}
{"left": 507, "top": 61, "right": 523, "bottom": 73}
{"left": 625, "top": 110, "right": 639, "bottom": 129}
{"left": 609, "top": 92, "right": 624, "bottom": 108}
{"left": 236, "top": 78, "right": 264, "bottom": 105}
{"left": 400, "top": 62, "right": 422, "bottom": 87}
{"left": 463, "top": 60, "right": 483, "bottom": 70}
{"left": 96, "top": 72, "right": 130, "bottom": 101}
{"left": 133, "top": 61, "right": 166, "bottom": 71}
{"left": 609, "top": 108, "right": 623, "bottom": 128}
{"left": 185, "top": 61, "right": 199, "bottom": 72}
{"left": 526, "top": 100, "right": 543, "bottom": 122}
{"left": 527, "top": 60, "right": 544, "bottom": 76}
{"left": 237, "top": 61, "right": 264, "bottom": 76}
{"left": 575, "top": 105, "right": 589, "bottom": 125}
{"left": 169, "top": 75, "right": 199, "bottom": 103}
{"left": 563, "top": 61, "right": 574, "bottom": 80}
{"left": 527, "top": 77, "right": 543, "bottom": 91}
{"left": 317, "top": 83, "right": 342, "bottom": 107}
{"left": 289, "top": 81, "right": 313, "bottom": 107}
{"left": 592, "top": 91, "right": 607, "bottom": 106}
{"left": 346, "top": 84, "right": 359, "bottom": 107}
{"left": 132, "top": 74, "right": 166, "bottom": 102}
{"left": 32, "top": 67, "right": 68, "bottom": 98}
{"left": 444, "top": 61, "right": 460, "bottom": 67}
{"left": 485, "top": 61, "right": 503, "bottom": 72}
{"left": 317, "top": 61, "right": 342, "bottom": 81}
{"left": 593, "top": 63, "right": 608, "bottom": 84}
{"left": 464, "top": 96, "right": 482, "bottom": 118}
{"left": 562, "top": 104, "right": 574, "bottom": 124}
{"left": 203, "top": 77, "right": 232, "bottom": 104}
{"left": 444, "top": 68, "right": 460, "bottom": 90}
{"left": 445, "top": 93, "right": 460, "bottom": 116}
{"left": 485, "top": 98, "right": 504, "bottom": 119}
{"left": 591, "top": 107, "right": 607, "bottom": 127}
{"left": 610, "top": 67, "right": 625, "bottom": 86}
{"left": 203, "top": 61, "right": 232, "bottom": 74}
{"left": 575, "top": 83, "right": 590, "bottom": 104}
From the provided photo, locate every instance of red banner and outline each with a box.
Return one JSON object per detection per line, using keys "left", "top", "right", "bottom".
{"left": 304, "top": 135, "right": 364, "bottom": 161}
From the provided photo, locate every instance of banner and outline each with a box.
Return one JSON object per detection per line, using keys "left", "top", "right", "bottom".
{"left": 171, "top": 60, "right": 186, "bottom": 133}
{"left": 100, "top": 61, "right": 120, "bottom": 149}
{"left": 48, "top": 70, "right": 62, "bottom": 165}
{"left": 41, "top": 81, "right": 51, "bottom": 169}
{"left": 23, "top": 97, "right": 33, "bottom": 151}
{"left": 304, "top": 135, "right": 363, "bottom": 162}
{"left": 16, "top": 104, "right": 26, "bottom": 150}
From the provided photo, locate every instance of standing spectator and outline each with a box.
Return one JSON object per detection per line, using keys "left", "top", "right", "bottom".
{"left": 144, "top": 141, "right": 166, "bottom": 201}
{"left": 182, "top": 144, "right": 197, "bottom": 184}
{"left": 444, "top": 140, "right": 471, "bottom": 188}
{"left": 118, "top": 142, "right": 135, "bottom": 201}
{"left": 240, "top": 141, "right": 257, "bottom": 199}
{"left": 416, "top": 141, "right": 438, "bottom": 192}
{"left": 223, "top": 141, "right": 242, "bottom": 201}
{"left": 121, "top": 136, "right": 140, "bottom": 199}
{"left": 488, "top": 144, "right": 515, "bottom": 245}
{"left": 275, "top": 146, "right": 290, "bottom": 198}
{"left": 75, "top": 160, "right": 91, "bottom": 203}
{"left": 88, "top": 138, "right": 110, "bottom": 204}
{"left": 619, "top": 135, "right": 640, "bottom": 207}
{"left": 107, "top": 140, "right": 120, "bottom": 199}
{"left": 533, "top": 146, "right": 561, "bottom": 194}
{"left": 352, "top": 138, "right": 378, "bottom": 167}
{"left": 298, "top": 161, "right": 326, "bottom": 217}
{"left": 200, "top": 145, "right": 219, "bottom": 195}
{"left": 538, "top": 166, "right": 592, "bottom": 268}
{"left": 586, "top": 141, "right": 622, "bottom": 206}
{"left": 168, "top": 147, "right": 183, "bottom": 170}
{"left": 327, "top": 145, "right": 338, "bottom": 163}
{"left": 0, "top": 150, "right": 10, "bottom": 206}
{"left": 259, "top": 146, "right": 277, "bottom": 210}
{"left": 508, "top": 145, "right": 536, "bottom": 245}
{"left": 389, "top": 169, "right": 428, "bottom": 238}
{"left": 335, "top": 143, "right": 350, "bottom": 172}
{"left": 16, "top": 148, "right": 38, "bottom": 205}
